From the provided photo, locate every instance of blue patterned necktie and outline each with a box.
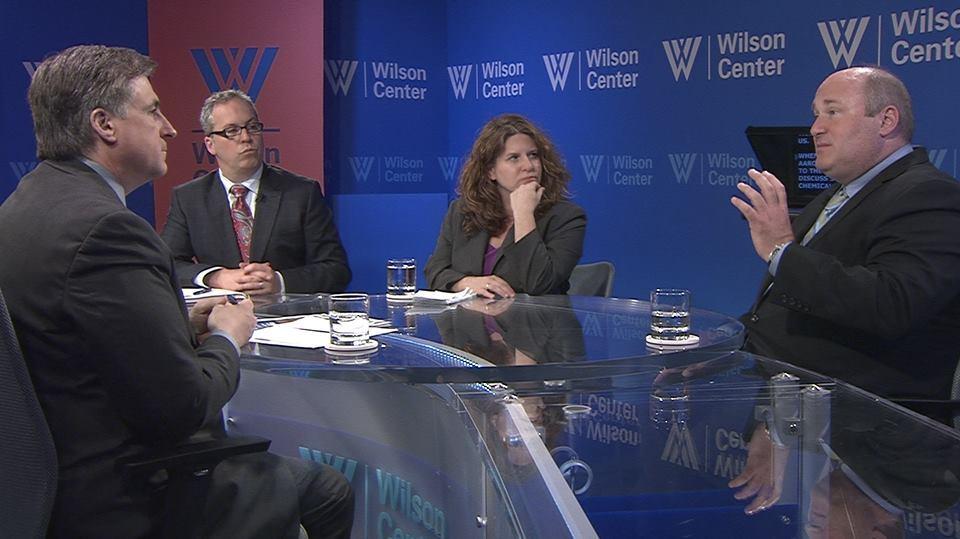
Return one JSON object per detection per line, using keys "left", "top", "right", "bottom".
{"left": 230, "top": 184, "right": 254, "bottom": 263}
{"left": 802, "top": 186, "right": 848, "bottom": 244}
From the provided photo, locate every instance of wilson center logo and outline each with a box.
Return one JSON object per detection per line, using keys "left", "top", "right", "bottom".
{"left": 668, "top": 153, "right": 699, "bottom": 184}
{"left": 348, "top": 156, "right": 376, "bottom": 182}
{"left": 542, "top": 52, "right": 575, "bottom": 91}
{"left": 191, "top": 47, "right": 279, "bottom": 101}
{"left": 324, "top": 60, "right": 360, "bottom": 96}
{"left": 817, "top": 17, "right": 871, "bottom": 68}
{"left": 437, "top": 157, "right": 461, "bottom": 182}
{"left": 580, "top": 155, "right": 605, "bottom": 183}
{"left": 662, "top": 36, "right": 702, "bottom": 81}
{"left": 446, "top": 65, "right": 472, "bottom": 99}
{"left": 22, "top": 61, "right": 42, "bottom": 78}
{"left": 9, "top": 161, "right": 38, "bottom": 180}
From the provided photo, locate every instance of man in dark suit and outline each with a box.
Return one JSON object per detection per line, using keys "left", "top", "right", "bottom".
{"left": 161, "top": 89, "right": 350, "bottom": 295}
{"left": 0, "top": 45, "right": 353, "bottom": 538}
{"left": 730, "top": 66, "right": 960, "bottom": 410}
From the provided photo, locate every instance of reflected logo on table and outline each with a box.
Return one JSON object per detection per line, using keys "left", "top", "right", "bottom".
{"left": 10, "top": 161, "right": 38, "bottom": 181}
{"left": 446, "top": 64, "right": 472, "bottom": 99}
{"left": 542, "top": 51, "right": 575, "bottom": 91}
{"left": 191, "top": 47, "right": 278, "bottom": 101}
{"left": 324, "top": 59, "right": 360, "bottom": 96}
{"left": 582, "top": 313, "right": 603, "bottom": 337}
{"left": 662, "top": 36, "right": 702, "bottom": 81}
{"left": 22, "top": 61, "right": 41, "bottom": 78}
{"left": 661, "top": 421, "right": 700, "bottom": 471}
{"left": 298, "top": 446, "right": 358, "bottom": 483}
{"left": 817, "top": 16, "right": 871, "bottom": 68}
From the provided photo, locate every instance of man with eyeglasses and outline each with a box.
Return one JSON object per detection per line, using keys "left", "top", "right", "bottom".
{"left": 162, "top": 89, "right": 351, "bottom": 295}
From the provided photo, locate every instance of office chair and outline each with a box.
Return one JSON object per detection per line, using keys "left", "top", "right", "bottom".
{"left": 0, "top": 287, "right": 270, "bottom": 538}
{"left": 953, "top": 358, "right": 960, "bottom": 430}
{"left": 0, "top": 289, "right": 57, "bottom": 538}
{"left": 567, "top": 261, "right": 616, "bottom": 297}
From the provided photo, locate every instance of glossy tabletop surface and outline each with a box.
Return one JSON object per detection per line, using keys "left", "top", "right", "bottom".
{"left": 234, "top": 294, "right": 960, "bottom": 537}
{"left": 243, "top": 293, "right": 745, "bottom": 384}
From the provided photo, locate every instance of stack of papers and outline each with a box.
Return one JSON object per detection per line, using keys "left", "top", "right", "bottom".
{"left": 413, "top": 289, "right": 476, "bottom": 305}
{"left": 250, "top": 314, "right": 395, "bottom": 349}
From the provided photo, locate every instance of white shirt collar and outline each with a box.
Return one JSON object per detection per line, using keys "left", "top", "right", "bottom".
{"left": 218, "top": 164, "right": 263, "bottom": 196}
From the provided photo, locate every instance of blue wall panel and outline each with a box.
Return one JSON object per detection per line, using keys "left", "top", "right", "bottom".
{"left": 330, "top": 193, "right": 449, "bottom": 293}
{"left": 0, "top": 0, "right": 154, "bottom": 223}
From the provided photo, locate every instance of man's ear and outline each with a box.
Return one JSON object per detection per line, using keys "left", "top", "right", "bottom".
{"left": 204, "top": 136, "right": 217, "bottom": 157}
{"left": 878, "top": 105, "right": 900, "bottom": 138}
{"left": 90, "top": 108, "right": 117, "bottom": 143}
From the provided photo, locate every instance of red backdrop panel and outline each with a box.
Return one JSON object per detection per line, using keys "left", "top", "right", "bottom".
{"left": 148, "top": 0, "right": 324, "bottom": 230}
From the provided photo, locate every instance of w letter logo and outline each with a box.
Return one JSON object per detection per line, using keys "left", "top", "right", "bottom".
{"left": 662, "top": 37, "right": 702, "bottom": 81}
{"left": 9, "top": 161, "right": 38, "bottom": 180}
{"left": 447, "top": 65, "right": 472, "bottom": 99}
{"left": 817, "top": 17, "right": 870, "bottom": 68}
{"left": 579, "top": 155, "right": 605, "bottom": 183}
{"left": 437, "top": 157, "right": 461, "bottom": 182}
{"left": 928, "top": 148, "right": 950, "bottom": 171}
{"left": 22, "top": 61, "right": 42, "bottom": 79}
{"left": 348, "top": 156, "right": 376, "bottom": 182}
{"left": 191, "top": 47, "right": 279, "bottom": 101}
{"left": 324, "top": 60, "right": 360, "bottom": 96}
{"left": 668, "top": 153, "right": 698, "bottom": 184}
{"left": 542, "top": 52, "right": 575, "bottom": 91}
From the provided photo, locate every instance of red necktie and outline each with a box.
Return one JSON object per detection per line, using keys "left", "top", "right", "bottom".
{"left": 230, "top": 184, "right": 254, "bottom": 263}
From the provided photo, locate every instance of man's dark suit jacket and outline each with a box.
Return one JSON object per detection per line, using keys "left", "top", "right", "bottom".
{"left": 425, "top": 199, "right": 586, "bottom": 295}
{"left": 743, "top": 148, "right": 960, "bottom": 402}
{"left": 0, "top": 160, "right": 244, "bottom": 536}
{"left": 161, "top": 165, "right": 351, "bottom": 293}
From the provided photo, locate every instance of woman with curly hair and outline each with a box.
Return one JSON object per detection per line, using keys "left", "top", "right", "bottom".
{"left": 425, "top": 114, "right": 586, "bottom": 297}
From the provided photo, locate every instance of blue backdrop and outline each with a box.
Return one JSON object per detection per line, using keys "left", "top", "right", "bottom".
{"left": 2, "top": 0, "right": 959, "bottom": 317}
{"left": 322, "top": 0, "right": 960, "bottom": 315}
{"left": 0, "top": 0, "right": 155, "bottom": 222}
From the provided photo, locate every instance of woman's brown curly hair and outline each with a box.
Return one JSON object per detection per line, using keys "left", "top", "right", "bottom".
{"left": 458, "top": 114, "right": 572, "bottom": 236}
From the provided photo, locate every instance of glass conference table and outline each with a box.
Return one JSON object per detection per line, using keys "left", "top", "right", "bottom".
{"left": 226, "top": 294, "right": 960, "bottom": 538}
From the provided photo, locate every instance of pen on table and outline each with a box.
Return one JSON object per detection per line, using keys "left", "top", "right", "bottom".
{"left": 191, "top": 287, "right": 212, "bottom": 296}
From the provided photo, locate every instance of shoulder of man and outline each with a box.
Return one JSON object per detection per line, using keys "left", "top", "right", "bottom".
{"left": 263, "top": 164, "right": 314, "bottom": 184}
{"left": 170, "top": 169, "right": 220, "bottom": 196}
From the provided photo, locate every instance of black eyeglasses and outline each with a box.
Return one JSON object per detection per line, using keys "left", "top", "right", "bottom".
{"left": 207, "top": 121, "right": 264, "bottom": 140}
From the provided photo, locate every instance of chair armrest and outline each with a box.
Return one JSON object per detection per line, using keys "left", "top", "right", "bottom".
{"left": 118, "top": 435, "right": 271, "bottom": 478}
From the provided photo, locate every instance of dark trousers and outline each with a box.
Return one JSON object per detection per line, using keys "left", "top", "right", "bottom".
{"left": 204, "top": 452, "right": 354, "bottom": 539}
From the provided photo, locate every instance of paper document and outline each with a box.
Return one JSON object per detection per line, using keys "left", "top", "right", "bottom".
{"left": 250, "top": 314, "right": 397, "bottom": 349}
{"left": 413, "top": 289, "right": 476, "bottom": 305}
{"left": 183, "top": 287, "right": 241, "bottom": 301}
{"left": 251, "top": 324, "right": 330, "bottom": 348}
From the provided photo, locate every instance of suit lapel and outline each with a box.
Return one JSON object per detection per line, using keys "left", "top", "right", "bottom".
{"left": 249, "top": 167, "right": 281, "bottom": 262}
{"left": 206, "top": 172, "right": 243, "bottom": 264}
{"left": 492, "top": 226, "right": 516, "bottom": 271}
{"left": 805, "top": 149, "right": 918, "bottom": 247}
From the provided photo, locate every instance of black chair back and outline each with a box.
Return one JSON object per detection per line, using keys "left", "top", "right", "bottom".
{"left": 953, "top": 358, "right": 960, "bottom": 430}
{"left": 568, "top": 261, "right": 616, "bottom": 297}
{"left": 0, "top": 288, "right": 57, "bottom": 538}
